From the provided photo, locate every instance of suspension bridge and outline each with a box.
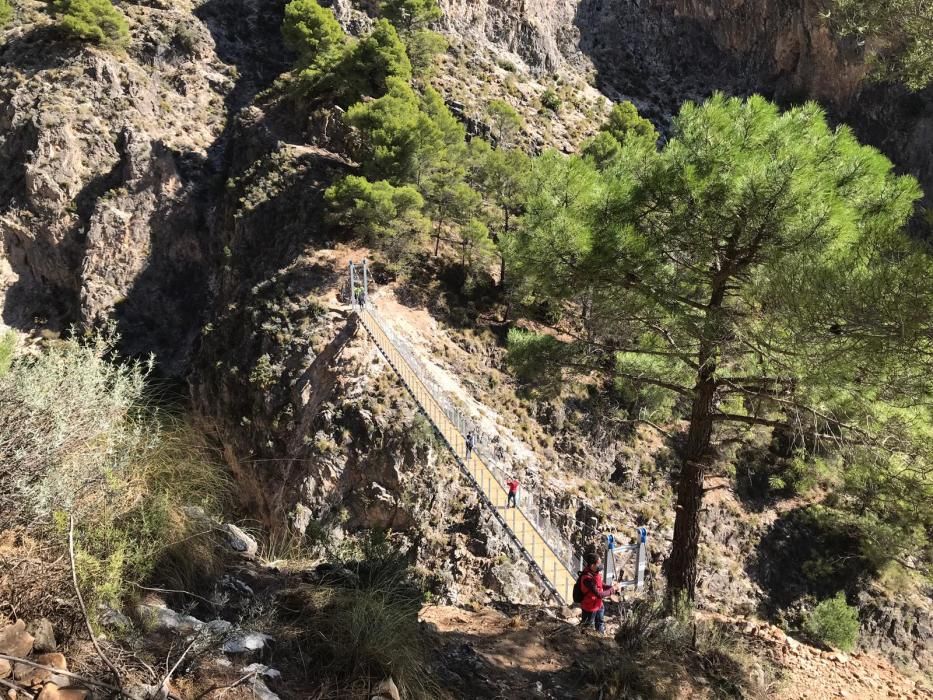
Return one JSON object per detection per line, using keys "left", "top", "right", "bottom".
{"left": 349, "top": 260, "right": 645, "bottom": 605}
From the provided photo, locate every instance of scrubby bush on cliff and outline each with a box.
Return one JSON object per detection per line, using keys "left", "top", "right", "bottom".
{"left": 0, "top": 0, "right": 14, "bottom": 28}
{"left": 540, "top": 87, "right": 561, "bottom": 112}
{"left": 805, "top": 592, "right": 860, "bottom": 651}
{"left": 0, "top": 331, "right": 14, "bottom": 377}
{"left": 54, "top": 0, "right": 129, "bottom": 48}
{"left": 0, "top": 329, "right": 230, "bottom": 617}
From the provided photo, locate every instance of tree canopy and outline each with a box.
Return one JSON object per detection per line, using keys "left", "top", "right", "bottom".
{"left": 829, "top": 0, "right": 933, "bottom": 89}
{"left": 325, "top": 175, "right": 429, "bottom": 260}
{"left": 282, "top": 0, "right": 346, "bottom": 73}
{"left": 54, "top": 0, "right": 129, "bottom": 48}
{"left": 506, "top": 93, "right": 932, "bottom": 597}
{"left": 338, "top": 19, "right": 412, "bottom": 105}
{"left": 486, "top": 99, "right": 524, "bottom": 147}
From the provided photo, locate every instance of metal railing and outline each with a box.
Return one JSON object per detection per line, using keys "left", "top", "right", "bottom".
{"left": 348, "top": 259, "right": 648, "bottom": 602}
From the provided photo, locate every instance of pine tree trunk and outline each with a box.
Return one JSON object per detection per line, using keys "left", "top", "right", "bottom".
{"left": 667, "top": 370, "right": 716, "bottom": 601}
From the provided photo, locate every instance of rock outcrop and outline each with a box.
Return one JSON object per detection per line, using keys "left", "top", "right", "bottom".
{"left": 441, "top": 0, "right": 933, "bottom": 212}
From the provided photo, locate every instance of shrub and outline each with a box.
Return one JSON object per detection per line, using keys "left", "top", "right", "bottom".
{"left": 54, "top": 0, "right": 129, "bottom": 48}
{"left": 0, "top": 329, "right": 231, "bottom": 618}
{"left": 540, "top": 87, "right": 561, "bottom": 112}
{"left": 805, "top": 592, "right": 860, "bottom": 651}
{"left": 0, "top": 0, "right": 13, "bottom": 27}
{"left": 277, "top": 534, "right": 437, "bottom": 698}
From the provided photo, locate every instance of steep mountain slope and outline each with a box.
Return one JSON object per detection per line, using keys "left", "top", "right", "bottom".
{"left": 440, "top": 0, "right": 933, "bottom": 214}
{"left": 1, "top": 0, "right": 931, "bottom": 696}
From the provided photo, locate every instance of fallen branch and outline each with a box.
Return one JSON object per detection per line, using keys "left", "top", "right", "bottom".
{"left": 0, "top": 653, "right": 124, "bottom": 693}
{"left": 69, "top": 513, "right": 124, "bottom": 695}
{"left": 194, "top": 670, "right": 258, "bottom": 699}
{"left": 153, "top": 630, "right": 203, "bottom": 699}
{"left": 133, "top": 583, "right": 215, "bottom": 607}
{"left": 0, "top": 676, "right": 31, "bottom": 695}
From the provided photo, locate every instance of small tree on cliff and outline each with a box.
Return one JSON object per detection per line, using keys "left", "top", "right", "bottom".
{"left": 380, "top": 0, "right": 442, "bottom": 33}
{"left": 829, "top": 0, "right": 933, "bottom": 89}
{"left": 55, "top": 0, "right": 129, "bottom": 48}
{"left": 282, "top": 0, "right": 346, "bottom": 79}
{"left": 505, "top": 94, "right": 930, "bottom": 600}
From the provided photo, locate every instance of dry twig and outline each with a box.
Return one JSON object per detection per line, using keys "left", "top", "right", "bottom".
{"left": 0, "top": 653, "right": 124, "bottom": 693}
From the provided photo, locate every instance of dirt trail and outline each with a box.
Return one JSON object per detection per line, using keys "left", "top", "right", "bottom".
{"left": 422, "top": 604, "right": 932, "bottom": 699}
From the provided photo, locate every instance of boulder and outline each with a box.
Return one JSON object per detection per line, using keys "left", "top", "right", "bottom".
{"left": 372, "top": 677, "right": 400, "bottom": 700}
{"left": 250, "top": 678, "right": 281, "bottom": 700}
{"left": 222, "top": 632, "right": 273, "bottom": 654}
{"left": 36, "top": 685, "right": 89, "bottom": 700}
{"left": 225, "top": 524, "right": 258, "bottom": 556}
{"left": 0, "top": 659, "right": 10, "bottom": 679}
{"left": 26, "top": 619, "right": 57, "bottom": 653}
{"left": 0, "top": 620, "right": 34, "bottom": 657}
{"left": 136, "top": 603, "right": 204, "bottom": 635}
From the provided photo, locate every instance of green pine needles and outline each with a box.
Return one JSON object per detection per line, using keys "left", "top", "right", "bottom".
{"left": 54, "top": 0, "right": 129, "bottom": 48}
{"left": 506, "top": 93, "right": 932, "bottom": 598}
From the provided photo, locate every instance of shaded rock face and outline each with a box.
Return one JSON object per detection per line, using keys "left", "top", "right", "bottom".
{"left": 0, "top": 0, "right": 287, "bottom": 371}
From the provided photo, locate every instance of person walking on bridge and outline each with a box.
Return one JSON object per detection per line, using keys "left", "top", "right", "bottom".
{"left": 465, "top": 432, "right": 475, "bottom": 461}
{"left": 505, "top": 476, "right": 519, "bottom": 508}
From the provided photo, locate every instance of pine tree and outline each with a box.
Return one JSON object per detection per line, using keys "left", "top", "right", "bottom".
{"left": 339, "top": 19, "right": 412, "bottom": 105}
{"left": 282, "top": 0, "right": 346, "bottom": 77}
{"left": 506, "top": 94, "right": 931, "bottom": 599}
{"left": 325, "top": 175, "right": 429, "bottom": 260}
{"left": 55, "top": 0, "right": 129, "bottom": 48}
{"left": 486, "top": 99, "right": 524, "bottom": 147}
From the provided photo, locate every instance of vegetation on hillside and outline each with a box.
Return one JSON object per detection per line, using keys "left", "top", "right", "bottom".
{"left": 0, "top": 329, "right": 230, "bottom": 620}
{"left": 805, "top": 592, "right": 861, "bottom": 651}
{"left": 0, "top": 0, "right": 13, "bottom": 28}
{"left": 53, "top": 0, "right": 129, "bottom": 48}
{"left": 828, "top": 0, "right": 933, "bottom": 89}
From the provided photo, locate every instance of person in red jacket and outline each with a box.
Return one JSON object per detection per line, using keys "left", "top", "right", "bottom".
{"left": 579, "top": 552, "right": 619, "bottom": 633}
{"left": 505, "top": 477, "right": 519, "bottom": 508}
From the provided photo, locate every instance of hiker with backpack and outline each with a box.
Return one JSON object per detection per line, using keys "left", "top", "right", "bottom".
{"left": 573, "top": 552, "right": 619, "bottom": 633}
{"left": 465, "top": 432, "right": 475, "bottom": 461}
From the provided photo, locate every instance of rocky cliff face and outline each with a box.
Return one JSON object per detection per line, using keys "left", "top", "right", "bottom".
{"left": 442, "top": 0, "right": 933, "bottom": 211}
